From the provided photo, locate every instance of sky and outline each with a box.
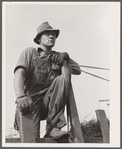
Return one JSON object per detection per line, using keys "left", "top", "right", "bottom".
{"left": 2, "top": 2, "right": 120, "bottom": 146}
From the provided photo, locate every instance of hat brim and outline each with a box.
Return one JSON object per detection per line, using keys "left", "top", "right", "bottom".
{"left": 34, "top": 29, "right": 60, "bottom": 45}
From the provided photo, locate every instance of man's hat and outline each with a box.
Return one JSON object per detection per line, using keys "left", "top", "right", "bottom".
{"left": 34, "top": 22, "right": 60, "bottom": 44}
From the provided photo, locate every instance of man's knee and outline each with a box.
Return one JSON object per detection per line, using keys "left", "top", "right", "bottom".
{"left": 55, "top": 76, "right": 70, "bottom": 88}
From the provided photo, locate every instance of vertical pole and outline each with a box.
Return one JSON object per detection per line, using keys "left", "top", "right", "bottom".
{"left": 67, "top": 84, "right": 84, "bottom": 143}
{"left": 19, "top": 112, "right": 35, "bottom": 143}
{"left": 95, "top": 110, "right": 109, "bottom": 143}
{"left": 61, "top": 61, "right": 84, "bottom": 143}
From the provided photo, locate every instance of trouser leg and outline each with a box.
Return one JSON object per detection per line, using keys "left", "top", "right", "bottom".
{"left": 31, "top": 96, "right": 48, "bottom": 138}
{"left": 44, "top": 61, "right": 71, "bottom": 135}
{"left": 14, "top": 61, "right": 71, "bottom": 138}
{"left": 56, "top": 110, "right": 66, "bottom": 128}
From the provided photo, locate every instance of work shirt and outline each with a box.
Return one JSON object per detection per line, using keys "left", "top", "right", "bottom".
{"left": 14, "top": 47, "right": 61, "bottom": 99}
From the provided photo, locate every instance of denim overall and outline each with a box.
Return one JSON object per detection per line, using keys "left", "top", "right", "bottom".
{"left": 14, "top": 48, "right": 70, "bottom": 138}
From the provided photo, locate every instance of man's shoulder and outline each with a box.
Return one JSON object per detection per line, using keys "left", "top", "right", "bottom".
{"left": 20, "top": 47, "right": 37, "bottom": 57}
{"left": 23, "top": 47, "right": 36, "bottom": 53}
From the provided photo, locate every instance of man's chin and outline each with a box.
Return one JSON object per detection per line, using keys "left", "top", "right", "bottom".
{"left": 47, "top": 44, "right": 55, "bottom": 48}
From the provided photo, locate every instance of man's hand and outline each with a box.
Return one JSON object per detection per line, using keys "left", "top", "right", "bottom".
{"left": 16, "top": 96, "right": 35, "bottom": 115}
{"left": 52, "top": 52, "right": 69, "bottom": 65}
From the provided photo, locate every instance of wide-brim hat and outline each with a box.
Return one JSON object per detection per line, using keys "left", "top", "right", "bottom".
{"left": 34, "top": 22, "right": 60, "bottom": 44}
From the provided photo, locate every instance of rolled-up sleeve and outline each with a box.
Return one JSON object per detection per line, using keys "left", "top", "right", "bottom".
{"left": 14, "top": 47, "right": 34, "bottom": 74}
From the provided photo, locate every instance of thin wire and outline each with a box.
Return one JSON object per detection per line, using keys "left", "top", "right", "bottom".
{"left": 81, "top": 111, "right": 93, "bottom": 121}
{"left": 81, "top": 69, "right": 110, "bottom": 82}
{"left": 72, "top": 67, "right": 109, "bottom": 82}
{"left": 71, "top": 64, "right": 109, "bottom": 70}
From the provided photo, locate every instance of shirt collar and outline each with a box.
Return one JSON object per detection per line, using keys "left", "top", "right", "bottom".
{"left": 36, "top": 47, "right": 55, "bottom": 57}
{"left": 36, "top": 47, "right": 43, "bottom": 53}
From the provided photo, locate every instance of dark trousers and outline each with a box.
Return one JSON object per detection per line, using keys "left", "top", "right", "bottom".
{"left": 32, "top": 75, "right": 70, "bottom": 138}
{"left": 14, "top": 75, "right": 70, "bottom": 138}
{"left": 14, "top": 61, "right": 71, "bottom": 138}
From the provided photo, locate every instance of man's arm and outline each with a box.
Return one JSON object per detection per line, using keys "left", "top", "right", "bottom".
{"left": 69, "top": 58, "right": 81, "bottom": 75}
{"left": 14, "top": 68, "right": 34, "bottom": 114}
{"left": 51, "top": 52, "right": 81, "bottom": 75}
{"left": 14, "top": 68, "right": 26, "bottom": 98}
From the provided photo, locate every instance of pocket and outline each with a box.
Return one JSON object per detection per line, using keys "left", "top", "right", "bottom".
{"left": 34, "top": 59, "right": 48, "bottom": 84}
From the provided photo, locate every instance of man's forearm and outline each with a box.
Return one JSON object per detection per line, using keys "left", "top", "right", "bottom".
{"left": 61, "top": 53, "right": 81, "bottom": 75}
{"left": 69, "top": 58, "right": 81, "bottom": 75}
{"left": 14, "top": 68, "right": 26, "bottom": 98}
{"left": 61, "top": 60, "right": 71, "bottom": 83}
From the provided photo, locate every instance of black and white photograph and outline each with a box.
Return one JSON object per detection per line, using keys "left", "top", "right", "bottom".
{"left": 2, "top": 2, "right": 120, "bottom": 147}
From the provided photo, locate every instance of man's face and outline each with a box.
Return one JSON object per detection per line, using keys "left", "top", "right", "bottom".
{"left": 39, "top": 31, "right": 56, "bottom": 48}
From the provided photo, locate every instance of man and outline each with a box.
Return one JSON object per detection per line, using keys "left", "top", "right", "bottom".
{"left": 14, "top": 22, "right": 81, "bottom": 139}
